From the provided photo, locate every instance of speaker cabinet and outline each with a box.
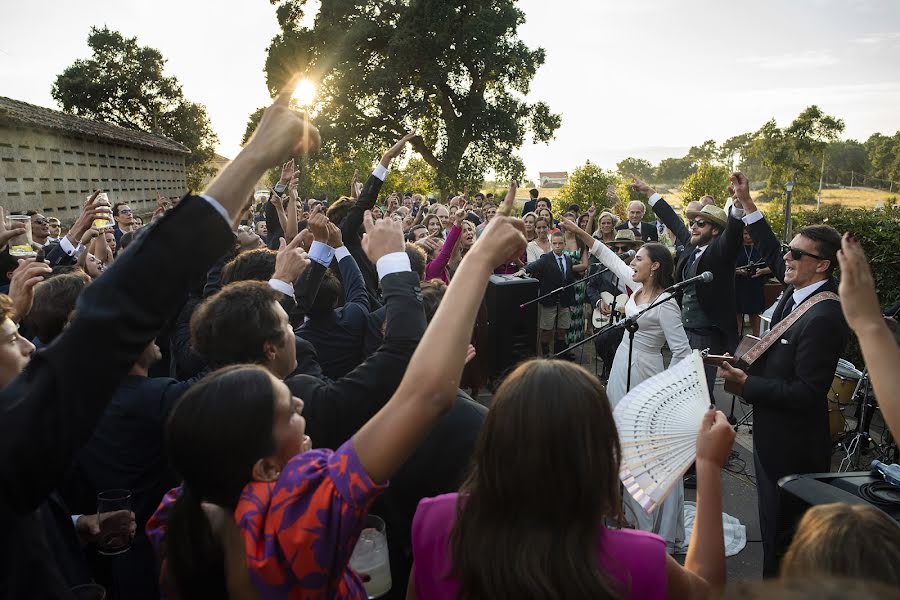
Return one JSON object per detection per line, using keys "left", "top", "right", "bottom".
{"left": 483, "top": 274, "right": 539, "bottom": 380}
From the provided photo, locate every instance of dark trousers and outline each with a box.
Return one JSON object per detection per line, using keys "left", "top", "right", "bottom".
{"left": 594, "top": 325, "right": 625, "bottom": 379}
{"left": 754, "top": 453, "right": 809, "bottom": 577}
{"left": 686, "top": 327, "right": 725, "bottom": 404}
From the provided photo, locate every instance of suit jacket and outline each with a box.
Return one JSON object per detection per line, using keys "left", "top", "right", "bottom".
{"left": 524, "top": 251, "right": 577, "bottom": 307}
{"left": 0, "top": 197, "right": 233, "bottom": 599}
{"left": 653, "top": 198, "right": 743, "bottom": 349}
{"left": 340, "top": 174, "right": 386, "bottom": 308}
{"left": 521, "top": 198, "right": 545, "bottom": 215}
{"left": 296, "top": 253, "right": 370, "bottom": 379}
{"left": 745, "top": 217, "right": 849, "bottom": 478}
{"left": 616, "top": 220, "right": 659, "bottom": 242}
{"left": 286, "top": 270, "right": 426, "bottom": 452}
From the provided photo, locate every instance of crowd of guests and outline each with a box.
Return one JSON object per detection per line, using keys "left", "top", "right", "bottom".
{"left": 1, "top": 84, "right": 899, "bottom": 600}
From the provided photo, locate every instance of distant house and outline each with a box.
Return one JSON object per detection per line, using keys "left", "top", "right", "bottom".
{"left": 0, "top": 96, "right": 189, "bottom": 220}
{"left": 539, "top": 171, "right": 569, "bottom": 187}
{"left": 200, "top": 153, "right": 232, "bottom": 189}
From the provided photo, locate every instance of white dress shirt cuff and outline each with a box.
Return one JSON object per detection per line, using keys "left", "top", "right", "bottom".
{"left": 376, "top": 252, "right": 411, "bottom": 280}
{"left": 198, "top": 193, "right": 231, "bottom": 225}
{"left": 373, "top": 164, "right": 389, "bottom": 181}
{"left": 308, "top": 241, "right": 335, "bottom": 267}
{"left": 59, "top": 236, "right": 80, "bottom": 256}
{"left": 730, "top": 206, "right": 746, "bottom": 220}
{"left": 71, "top": 515, "right": 81, "bottom": 527}
{"left": 334, "top": 246, "right": 351, "bottom": 261}
{"left": 648, "top": 193, "right": 662, "bottom": 206}
{"left": 742, "top": 210, "right": 764, "bottom": 225}
{"left": 268, "top": 278, "right": 295, "bottom": 300}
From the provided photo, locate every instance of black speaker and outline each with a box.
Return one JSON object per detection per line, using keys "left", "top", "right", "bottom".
{"left": 483, "top": 274, "right": 539, "bottom": 380}
{"left": 778, "top": 471, "right": 900, "bottom": 523}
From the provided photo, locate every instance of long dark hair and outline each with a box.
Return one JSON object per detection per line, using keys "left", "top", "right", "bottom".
{"left": 164, "top": 365, "right": 277, "bottom": 598}
{"left": 450, "top": 360, "right": 625, "bottom": 599}
{"left": 640, "top": 242, "right": 675, "bottom": 291}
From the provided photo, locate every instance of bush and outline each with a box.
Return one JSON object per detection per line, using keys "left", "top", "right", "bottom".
{"left": 680, "top": 162, "right": 732, "bottom": 206}
{"left": 765, "top": 203, "right": 900, "bottom": 367}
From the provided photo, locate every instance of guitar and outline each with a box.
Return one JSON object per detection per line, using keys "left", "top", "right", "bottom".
{"left": 592, "top": 292, "right": 628, "bottom": 328}
{"left": 701, "top": 335, "right": 759, "bottom": 396}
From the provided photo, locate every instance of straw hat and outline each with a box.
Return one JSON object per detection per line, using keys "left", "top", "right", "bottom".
{"left": 606, "top": 229, "right": 644, "bottom": 247}
{"left": 693, "top": 205, "right": 728, "bottom": 230}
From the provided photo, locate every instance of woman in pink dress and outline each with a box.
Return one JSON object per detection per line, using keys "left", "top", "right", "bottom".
{"left": 409, "top": 359, "right": 735, "bottom": 600}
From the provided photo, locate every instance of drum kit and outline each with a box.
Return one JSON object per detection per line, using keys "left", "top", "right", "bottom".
{"left": 831, "top": 357, "right": 898, "bottom": 470}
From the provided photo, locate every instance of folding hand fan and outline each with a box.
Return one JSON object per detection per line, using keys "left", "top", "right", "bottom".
{"left": 613, "top": 351, "right": 710, "bottom": 513}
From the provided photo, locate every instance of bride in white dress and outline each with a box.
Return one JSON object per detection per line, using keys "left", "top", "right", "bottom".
{"left": 561, "top": 218, "right": 692, "bottom": 552}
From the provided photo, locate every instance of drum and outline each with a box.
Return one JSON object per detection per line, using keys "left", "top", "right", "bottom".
{"left": 828, "top": 359, "right": 862, "bottom": 406}
{"left": 828, "top": 398, "right": 847, "bottom": 441}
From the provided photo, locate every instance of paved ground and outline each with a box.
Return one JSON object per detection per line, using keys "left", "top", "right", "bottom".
{"left": 475, "top": 337, "right": 891, "bottom": 583}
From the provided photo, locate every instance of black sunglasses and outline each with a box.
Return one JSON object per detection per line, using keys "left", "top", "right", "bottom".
{"left": 688, "top": 219, "right": 710, "bottom": 228}
{"left": 782, "top": 243, "right": 827, "bottom": 261}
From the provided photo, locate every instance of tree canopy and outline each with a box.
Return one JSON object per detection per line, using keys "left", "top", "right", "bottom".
{"left": 556, "top": 161, "right": 619, "bottom": 214}
{"left": 259, "top": 0, "right": 560, "bottom": 195}
{"left": 52, "top": 26, "right": 218, "bottom": 190}
{"left": 616, "top": 157, "right": 654, "bottom": 181}
{"left": 680, "top": 161, "right": 732, "bottom": 206}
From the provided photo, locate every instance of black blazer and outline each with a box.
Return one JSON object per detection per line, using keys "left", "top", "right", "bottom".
{"left": 521, "top": 197, "right": 546, "bottom": 215}
{"left": 745, "top": 217, "right": 849, "bottom": 477}
{"left": 524, "top": 251, "right": 577, "bottom": 307}
{"left": 286, "top": 270, "right": 426, "bottom": 451}
{"left": 653, "top": 198, "right": 743, "bottom": 349}
{"left": 340, "top": 173, "right": 386, "bottom": 308}
{"left": 0, "top": 197, "right": 233, "bottom": 598}
{"left": 616, "top": 220, "right": 659, "bottom": 242}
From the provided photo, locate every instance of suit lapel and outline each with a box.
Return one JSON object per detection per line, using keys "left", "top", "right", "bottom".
{"left": 771, "top": 286, "right": 794, "bottom": 325}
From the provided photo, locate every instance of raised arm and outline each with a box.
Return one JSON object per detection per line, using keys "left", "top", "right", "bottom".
{"left": 631, "top": 178, "right": 691, "bottom": 247}
{"left": 730, "top": 172, "right": 786, "bottom": 283}
{"left": 353, "top": 215, "right": 526, "bottom": 483}
{"left": 837, "top": 235, "right": 900, "bottom": 439}
{"left": 495, "top": 180, "right": 518, "bottom": 217}
{"left": 560, "top": 218, "right": 640, "bottom": 291}
{"left": 425, "top": 221, "right": 462, "bottom": 280}
{"left": 667, "top": 410, "right": 734, "bottom": 598}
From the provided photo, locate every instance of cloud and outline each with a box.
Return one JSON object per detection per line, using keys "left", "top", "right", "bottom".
{"left": 738, "top": 50, "right": 839, "bottom": 70}
{"left": 853, "top": 32, "right": 900, "bottom": 45}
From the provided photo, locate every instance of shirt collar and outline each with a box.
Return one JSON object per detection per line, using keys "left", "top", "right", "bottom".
{"left": 792, "top": 278, "right": 829, "bottom": 306}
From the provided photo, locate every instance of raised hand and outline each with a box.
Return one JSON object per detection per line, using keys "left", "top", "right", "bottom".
{"left": 273, "top": 234, "right": 310, "bottom": 284}
{"left": 156, "top": 191, "right": 170, "bottom": 211}
{"left": 67, "top": 191, "right": 112, "bottom": 243}
{"left": 307, "top": 206, "right": 329, "bottom": 242}
{"left": 279, "top": 159, "right": 295, "bottom": 185}
{"left": 415, "top": 236, "right": 442, "bottom": 255}
{"left": 606, "top": 184, "right": 620, "bottom": 201}
{"left": 470, "top": 216, "right": 527, "bottom": 267}
{"left": 629, "top": 177, "right": 655, "bottom": 198}
{"left": 326, "top": 220, "right": 343, "bottom": 248}
{"left": 0, "top": 207, "right": 27, "bottom": 252}
{"left": 587, "top": 204, "right": 597, "bottom": 217}
{"left": 79, "top": 227, "right": 101, "bottom": 247}
{"left": 362, "top": 210, "right": 405, "bottom": 265}
{"left": 695, "top": 409, "right": 736, "bottom": 469}
{"left": 244, "top": 81, "right": 321, "bottom": 165}
{"left": 837, "top": 234, "right": 882, "bottom": 333}
{"left": 729, "top": 172, "right": 755, "bottom": 212}
{"left": 380, "top": 131, "right": 417, "bottom": 166}
{"left": 7, "top": 258, "right": 52, "bottom": 322}
{"left": 350, "top": 169, "right": 360, "bottom": 199}
{"left": 454, "top": 203, "right": 468, "bottom": 227}
{"left": 296, "top": 228, "right": 315, "bottom": 252}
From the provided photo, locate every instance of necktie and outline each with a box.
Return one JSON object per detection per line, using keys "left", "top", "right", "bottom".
{"left": 557, "top": 255, "right": 565, "bottom": 275}
{"left": 633, "top": 226, "right": 641, "bottom": 238}
{"left": 683, "top": 247, "right": 700, "bottom": 277}
{"left": 781, "top": 295, "right": 796, "bottom": 320}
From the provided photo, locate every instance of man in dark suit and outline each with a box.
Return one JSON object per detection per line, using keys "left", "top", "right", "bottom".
{"left": 717, "top": 173, "right": 849, "bottom": 577}
{"left": 0, "top": 87, "right": 320, "bottom": 597}
{"left": 516, "top": 231, "right": 576, "bottom": 357}
{"left": 615, "top": 200, "right": 659, "bottom": 242}
{"left": 631, "top": 178, "right": 744, "bottom": 397}
{"left": 521, "top": 187, "right": 540, "bottom": 215}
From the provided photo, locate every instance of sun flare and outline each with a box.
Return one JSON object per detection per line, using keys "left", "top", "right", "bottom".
{"left": 292, "top": 79, "right": 316, "bottom": 107}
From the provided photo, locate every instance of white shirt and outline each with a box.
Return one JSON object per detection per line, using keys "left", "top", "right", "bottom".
{"left": 788, "top": 279, "right": 830, "bottom": 311}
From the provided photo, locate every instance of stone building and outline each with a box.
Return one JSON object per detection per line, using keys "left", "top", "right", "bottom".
{"left": 0, "top": 96, "right": 189, "bottom": 221}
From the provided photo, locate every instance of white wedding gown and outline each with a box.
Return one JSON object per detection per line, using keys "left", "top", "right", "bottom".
{"left": 589, "top": 240, "right": 692, "bottom": 552}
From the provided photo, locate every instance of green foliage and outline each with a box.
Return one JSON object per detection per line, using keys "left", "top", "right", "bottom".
{"left": 655, "top": 157, "right": 696, "bottom": 183}
{"left": 825, "top": 140, "right": 868, "bottom": 186}
{"left": 744, "top": 106, "right": 844, "bottom": 204}
{"left": 263, "top": 0, "right": 560, "bottom": 195}
{"left": 556, "top": 162, "right": 619, "bottom": 214}
{"left": 686, "top": 140, "right": 719, "bottom": 164}
{"left": 762, "top": 203, "right": 899, "bottom": 367}
{"left": 52, "top": 26, "right": 218, "bottom": 190}
{"left": 616, "top": 157, "right": 654, "bottom": 181}
{"left": 719, "top": 133, "right": 752, "bottom": 171}
{"left": 863, "top": 132, "right": 900, "bottom": 185}
{"left": 680, "top": 162, "right": 732, "bottom": 206}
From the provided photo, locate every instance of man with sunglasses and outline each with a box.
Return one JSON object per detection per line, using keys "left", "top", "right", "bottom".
{"left": 112, "top": 202, "right": 135, "bottom": 248}
{"left": 630, "top": 177, "right": 744, "bottom": 399}
{"left": 718, "top": 172, "right": 849, "bottom": 577}
{"left": 25, "top": 211, "right": 52, "bottom": 247}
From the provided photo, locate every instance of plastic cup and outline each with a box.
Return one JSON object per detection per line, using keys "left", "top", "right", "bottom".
{"left": 70, "top": 583, "right": 106, "bottom": 600}
{"left": 91, "top": 193, "right": 112, "bottom": 230}
{"left": 349, "top": 515, "right": 392, "bottom": 598}
{"left": 6, "top": 215, "right": 36, "bottom": 257}
{"left": 96, "top": 489, "right": 132, "bottom": 555}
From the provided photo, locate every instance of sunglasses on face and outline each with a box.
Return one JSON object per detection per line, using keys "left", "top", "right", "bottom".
{"left": 781, "top": 243, "right": 827, "bottom": 261}
{"left": 688, "top": 219, "right": 710, "bottom": 228}
{"left": 33, "top": 218, "right": 49, "bottom": 225}
{"left": 119, "top": 209, "right": 134, "bottom": 216}
{"left": 612, "top": 245, "right": 631, "bottom": 252}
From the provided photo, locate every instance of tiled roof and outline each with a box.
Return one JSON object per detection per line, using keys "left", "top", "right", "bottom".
{"left": 0, "top": 96, "right": 190, "bottom": 155}
{"left": 539, "top": 171, "right": 568, "bottom": 178}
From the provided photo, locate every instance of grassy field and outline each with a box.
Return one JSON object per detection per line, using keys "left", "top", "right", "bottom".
{"left": 532, "top": 185, "right": 892, "bottom": 213}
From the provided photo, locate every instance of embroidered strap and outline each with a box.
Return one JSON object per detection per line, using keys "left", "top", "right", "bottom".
{"left": 739, "top": 291, "right": 839, "bottom": 366}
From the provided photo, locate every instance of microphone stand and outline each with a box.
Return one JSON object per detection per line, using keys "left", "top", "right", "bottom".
{"left": 555, "top": 291, "right": 683, "bottom": 392}
{"left": 519, "top": 265, "right": 611, "bottom": 308}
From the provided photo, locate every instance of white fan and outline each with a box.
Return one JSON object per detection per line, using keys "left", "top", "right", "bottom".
{"left": 613, "top": 351, "right": 710, "bottom": 513}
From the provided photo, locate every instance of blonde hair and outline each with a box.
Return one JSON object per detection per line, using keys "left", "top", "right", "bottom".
{"left": 781, "top": 502, "right": 900, "bottom": 587}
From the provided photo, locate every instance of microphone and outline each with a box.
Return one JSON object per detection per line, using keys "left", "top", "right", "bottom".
{"left": 618, "top": 249, "right": 636, "bottom": 260}
{"left": 665, "top": 271, "right": 713, "bottom": 293}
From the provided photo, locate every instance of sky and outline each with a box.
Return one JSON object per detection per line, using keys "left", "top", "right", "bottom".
{"left": 2, "top": 0, "right": 899, "bottom": 181}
